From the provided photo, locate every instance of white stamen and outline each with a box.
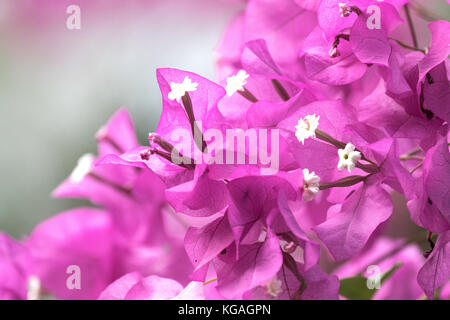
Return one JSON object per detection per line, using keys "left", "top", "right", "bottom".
{"left": 302, "top": 168, "right": 320, "bottom": 201}
{"left": 337, "top": 143, "right": 361, "bottom": 172}
{"left": 70, "top": 153, "right": 95, "bottom": 183}
{"left": 27, "top": 275, "right": 41, "bottom": 300}
{"left": 225, "top": 70, "right": 249, "bottom": 96}
{"left": 168, "top": 76, "right": 198, "bottom": 103}
{"left": 265, "top": 275, "right": 283, "bottom": 298}
{"left": 295, "top": 114, "right": 320, "bottom": 145}
{"left": 148, "top": 132, "right": 156, "bottom": 144}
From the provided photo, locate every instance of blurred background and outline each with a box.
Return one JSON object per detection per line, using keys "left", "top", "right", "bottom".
{"left": 0, "top": 0, "right": 448, "bottom": 239}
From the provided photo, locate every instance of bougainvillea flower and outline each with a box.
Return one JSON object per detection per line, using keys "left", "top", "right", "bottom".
{"left": 300, "top": 26, "right": 368, "bottom": 86}
{"left": 98, "top": 69, "right": 231, "bottom": 217}
{"left": 26, "top": 208, "right": 116, "bottom": 300}
{"left": 250, "top": 264, "right": 340, "bottom": 300}
{"left": 390, "top": 136, "right": 450, "bottom": 234}
{"left": 349, "top": 3, "right": 403, "bottom": 66}
{"left": 421, "top": 137, "right": 450, "bottom": 226}
{"left": 2, "top": 0, "right": 449, "bottom": 302}
{"left": 53, "top": 108, "right": 140, "bottom": 210}
{"left": 0, "top": 233, "right": 29, "bottom": 300}
{"left": 243, "top": 0, "right": 317, "bottom": 72}
{"left": 318, "top": 0, "right": 406, "bottom": 39}
{"left": 46, "top": 109, "right": 193, "bottom": 291}
{"left": 213, "top": 229, "right": 283, "bottom": 299}
{"left": 184, "top": 213, "right": 234, "bottom": 275}
{"left": 314, "top": 177, "right": 393, "bottom": 261}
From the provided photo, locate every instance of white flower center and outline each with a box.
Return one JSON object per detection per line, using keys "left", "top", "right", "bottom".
{"left": 225, "top": 70, "right": 249, "bottom": 96}
{"left": 337, "top": 142, "right": 361, "bottom": 172}
{"left": 27, "top": 275, "right": 41, "bottom": 300}
{"left": 70, "top": 153, "right": 95, "bottom": 183}
{"left": 302, "top": 168, "right": 320, "bottom": 201}
{"left": 168, "top": 76, "right": 198, "bottom": 103}
{"left": 295, "top": 114, "right": 320, "bottom": 145}
{"left": 265, "top": 275, "right": 283, "bottom": 298}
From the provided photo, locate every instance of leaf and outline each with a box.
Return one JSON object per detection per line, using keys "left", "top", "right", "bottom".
{"left": 339, "top": 275, "right": 373, "bottom": 300}
{"left": 380, "top": 262, "right": 402, "bottom": 283}
{"left": 339, "top": 262, "right": 402, "bottom": 300}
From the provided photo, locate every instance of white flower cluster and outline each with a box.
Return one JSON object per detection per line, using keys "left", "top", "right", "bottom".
{"left": 296, "top": 114, "right": 363, "bottom": 201}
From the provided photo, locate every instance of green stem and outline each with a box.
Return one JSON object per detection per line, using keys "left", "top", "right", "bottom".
{"left": 392, "top": 39, "right": 426, "bottom": 54}
{"left": 404, "top": 4, "right": 419, "bottom": 49}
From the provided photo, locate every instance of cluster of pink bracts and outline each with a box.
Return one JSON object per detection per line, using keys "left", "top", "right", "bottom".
{"left": 1, "top": 0, "right": 449, "bottom": 300}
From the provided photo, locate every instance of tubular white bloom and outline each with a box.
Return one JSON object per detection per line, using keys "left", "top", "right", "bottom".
{"left": 70, "top": 153, "right": 95, "bottom": 183}
{"left": 265, "top": 275, "right": 283, "bottom": 298}
{"left": 295, "top": 114, "right": 320, "bottom": 145}
{"left": 27, "top": 275, "right": 41, "bottom": 300}
{"left": 337, "top": 143, "right": 361, "bottom": 172}
{"left": 302, "top": 168, "right": 320, "bottom": 201}
{"left": 225, "top": 70, "right": 249, "bottom": 96}
{"left": 168, "top": 76, "right": 198, "bottom": 103}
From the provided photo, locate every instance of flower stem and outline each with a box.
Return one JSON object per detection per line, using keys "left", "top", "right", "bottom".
{"left": 319, "top": 174, "right": 371, "bottom": 190}
{"left": 401, "top": 143, "right": 450, "bottom": 161}
{"left": 404, "top": 4, "right": 419, "bottom": 49}
{"left": 238, "top": 87, "right": 258, "bottom": 102}
{"left": 88, "top": 172, "right": 132, "bottom": 195}
{"left": 409, "top": 162, "right": 423, "bottom": 174}
{"left": 182, "top": 92, "right": 208, "bottom": 152}
{"left": 314, "top": 129, "right": 379, "bottom": 171}
{"left": 315, "top": 129, "right": 346, "bottom": 149}
{"left": 400, "top": 147, "right": 422, "bottom": 160}
{"left": 391, "top": 39, "right": 426, "bottom": 54}
{"left": 271, "top": 79, "right": 290, "bottom": 101}
{"left": 203, "top": 278, "right": 217, "bottom": 285}
{"left": 355, "top": 162, "right": 380, "bottom": 174}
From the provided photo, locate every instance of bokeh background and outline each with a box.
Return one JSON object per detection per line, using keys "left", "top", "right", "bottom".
{"left": 0, "top": 0, "right": 448, "bottom": 239}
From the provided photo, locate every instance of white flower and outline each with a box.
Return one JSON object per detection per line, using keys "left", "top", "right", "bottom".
{"left": 295, "top": 114, "right": 320, "bottom": 145}
{"left": 265, "top": 276, "right": 283, "bottom": 298}
{"left": 225, "top": 70, "right": 249, "bottom": 96}
{"left": 337, "top": 143, "right": 361, "bottom": 172}
{"left": 168, "top": 76, "right": 198, "bottom": 103}
{"left": 70, "top": 153, "right": 95, "bottom": 183}
{"left": 302, "top": 168, "right": 320, "bottom": 201}
{"left": 27, "top": 275, "right": 41, "bottom": 300}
